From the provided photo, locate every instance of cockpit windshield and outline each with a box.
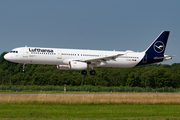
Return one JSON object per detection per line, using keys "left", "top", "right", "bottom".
{"left": 10, "top": 51, "right": 18, "bottom": 53}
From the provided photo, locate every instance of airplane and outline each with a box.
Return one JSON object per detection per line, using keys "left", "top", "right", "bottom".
{"left": 4, "top": 31, "right": 174, "bottom": 75}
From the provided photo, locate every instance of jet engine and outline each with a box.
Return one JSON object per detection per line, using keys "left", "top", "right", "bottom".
{"left": 57, "top": 65, "right": 70, "bottom": 70}
{"left": 57, "top": 61, "right": 87, "bottom": 70}
{"left": 70, "top": 61, "right": 87, "bottom": 70}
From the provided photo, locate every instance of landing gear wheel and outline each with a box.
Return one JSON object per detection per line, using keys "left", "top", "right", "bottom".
{"left": 81, "top": 70, "right": 87, "bottom": 75}
{"left": 90, "top": 70, "right": 96, "bottom": 75}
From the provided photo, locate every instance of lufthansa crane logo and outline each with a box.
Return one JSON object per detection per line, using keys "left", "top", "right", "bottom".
{"left": 153, "top": 41, "right": 164, "bottom": 53}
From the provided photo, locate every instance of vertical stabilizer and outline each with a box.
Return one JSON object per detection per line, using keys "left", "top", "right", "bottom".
{"left": 145, "top": 31, "right": 170, "bottom": 55}
{"left": 136, "top": 31, "right": 170, "bottom": 67}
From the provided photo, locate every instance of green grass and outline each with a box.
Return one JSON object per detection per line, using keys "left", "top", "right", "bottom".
{"left": 0, "top": 103, "right": 180, "bottom": 120}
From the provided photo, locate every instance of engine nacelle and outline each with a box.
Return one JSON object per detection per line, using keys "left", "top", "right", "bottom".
{"left": 57, "top": 65, "right": 70, "bottom": 70}
{"left": 57, "top": 61, "right": 87, "bottom": 70}
{"left": 70, "top": 61, "right": 87, "bottom": 70}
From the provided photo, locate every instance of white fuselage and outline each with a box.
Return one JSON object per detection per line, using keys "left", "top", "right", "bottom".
{"left": 3, "top": 31, "right": 173, "bottom": 75}
{"left": 4, "top": 47, "right": 145, "bottom": 68}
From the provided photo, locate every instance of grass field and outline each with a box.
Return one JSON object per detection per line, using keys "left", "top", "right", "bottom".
{"left": 0, "top": 93, "right": 180, "bottom": 104}
{"left": 0, "top": 93, "right": 180, "bottom": 120}
{"left": 0, "top": 103, "right": 180, "bottom": 120}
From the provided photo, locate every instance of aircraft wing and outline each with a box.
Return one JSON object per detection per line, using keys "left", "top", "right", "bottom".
{"left": 78, "top": 54, "right": 123, "bottom": 65}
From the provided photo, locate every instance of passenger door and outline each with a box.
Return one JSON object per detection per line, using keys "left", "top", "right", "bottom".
{"left": 57, "top": 50, "right": 62, "bottom": 59}
{"left": 23, "top": 47, "right": 28, "bottom": 58}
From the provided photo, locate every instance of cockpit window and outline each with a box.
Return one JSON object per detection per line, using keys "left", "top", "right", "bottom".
{"left": 10, "top": 51, "right": 18, "bottom": 53}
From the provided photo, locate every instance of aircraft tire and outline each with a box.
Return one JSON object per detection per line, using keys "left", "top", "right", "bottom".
{"left": 90, "top": 70, "right": 96, "bottom": 75}
{"left": 81, "top": 70, "right": 87, "bottom": 75}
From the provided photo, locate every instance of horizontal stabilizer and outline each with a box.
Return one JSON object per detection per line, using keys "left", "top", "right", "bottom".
{"left": 154, "top": 55, "right": 176, "bottom": 59}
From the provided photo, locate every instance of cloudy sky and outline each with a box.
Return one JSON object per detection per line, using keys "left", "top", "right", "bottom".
{"left": 0, "top": 0, "right": 179, "bottom": 64}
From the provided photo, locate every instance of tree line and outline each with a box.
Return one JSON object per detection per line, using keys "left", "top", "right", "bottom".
{"left": 0, "top": 52, "right": 180, "bottom": 88}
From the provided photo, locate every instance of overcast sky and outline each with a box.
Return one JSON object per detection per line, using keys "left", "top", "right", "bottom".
{"left": 0, "top": 0, "right": 179, "bottom": 65}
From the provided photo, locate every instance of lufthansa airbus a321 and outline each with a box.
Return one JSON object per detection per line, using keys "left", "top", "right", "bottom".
{"left": 4, "top": 31, "right": 174, "bottom": 75}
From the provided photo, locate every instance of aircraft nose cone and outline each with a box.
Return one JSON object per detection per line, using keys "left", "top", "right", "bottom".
{"left": 4, "top": 53, "right": 10, "bottom": 61}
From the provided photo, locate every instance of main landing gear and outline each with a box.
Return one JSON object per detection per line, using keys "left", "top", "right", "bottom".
{"left": 81, "top": 69, "right": 96, "bottom": 75}
{"left": 81, "top": 70, "right": 87, "bottom": 75}
{"left": 90, "top": 70, "right": 96, "bottom": 75}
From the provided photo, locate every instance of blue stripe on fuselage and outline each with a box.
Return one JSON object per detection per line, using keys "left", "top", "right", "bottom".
{"left": 135, "top": 53, "right": 163, "bottom": 66}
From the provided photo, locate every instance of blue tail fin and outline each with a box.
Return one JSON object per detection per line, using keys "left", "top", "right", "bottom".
{"left": 136, "top": 31, "right": 170, "bottom": 67}
{"left": 145, "top": 31, "right": 170, "bottom": 55}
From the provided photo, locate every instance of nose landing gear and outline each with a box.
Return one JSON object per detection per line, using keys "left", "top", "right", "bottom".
{"left": 81, "top": 67, "right": 96, "bottom": 75}
{"left": 22, "top": 63, "right": 26, "bottom": 72}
